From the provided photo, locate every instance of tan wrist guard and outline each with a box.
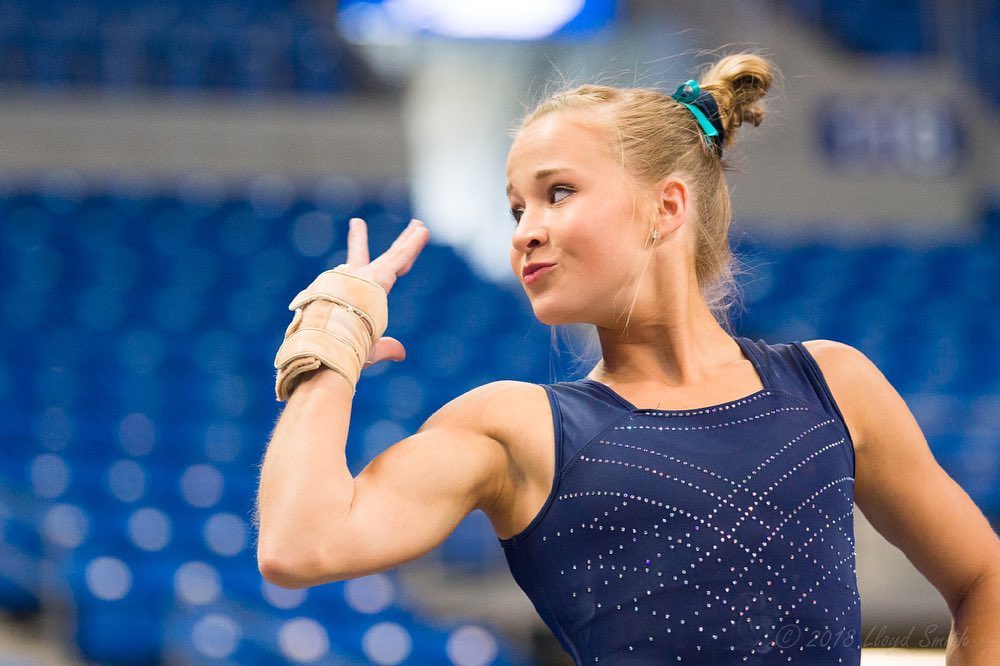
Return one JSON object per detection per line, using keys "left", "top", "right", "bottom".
{"left": 273, "top": 266, "right": 388, "bottom": 401}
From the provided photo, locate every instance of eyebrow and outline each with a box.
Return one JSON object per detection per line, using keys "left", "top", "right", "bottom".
{"left": 506, "top": 167, "right": 574, "bottom": 196}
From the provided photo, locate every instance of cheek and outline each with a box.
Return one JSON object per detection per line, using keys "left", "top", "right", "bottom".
{"left": 571, "top": 216, "right": 635, "bottom": 268}
{"left": 573, "top": 226, "right": 645, "bottom": 293}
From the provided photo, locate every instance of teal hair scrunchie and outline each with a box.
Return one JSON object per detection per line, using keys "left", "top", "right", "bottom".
{"left": 671, "top": 79, "right": 726, "bottom": 156}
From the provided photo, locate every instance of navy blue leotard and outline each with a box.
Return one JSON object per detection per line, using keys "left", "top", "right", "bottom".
{"left": 501, "top": 336, "right": 861, "bottom": 664}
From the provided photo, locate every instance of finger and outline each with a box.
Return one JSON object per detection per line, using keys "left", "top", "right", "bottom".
{"left": 351, "top": 220, "right": 427, "bottom": 294}
{"left": 363, "top": 336, "right": 406, "bottom": 367}
{"left": 395, "top": 219, "right": 425, "bottom": 243}
{"left": 395, "top": 225, "right": 430, "bottom": 276}
{"left": 347, "top": 218, "right": 370, "bottom": 267}
{"left": 384, "top": 219, "right": 421, "bottom": 254}
{"left": 373, "top": 220, "right": 428, "bottom": 276}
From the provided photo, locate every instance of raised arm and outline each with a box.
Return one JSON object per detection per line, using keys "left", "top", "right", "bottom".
{"left": 804, "top": 339, "right": 1000, "bottom": 664}
{"left": 255, "top": 218, "right": 511, "bottom": 588}
{"left": 256, "top": 371, "right": 513, "bottom": 588}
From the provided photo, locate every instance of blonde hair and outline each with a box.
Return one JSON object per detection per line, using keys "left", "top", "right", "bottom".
{"left": 517, "top": 54, "right": 774, "bottom": 376}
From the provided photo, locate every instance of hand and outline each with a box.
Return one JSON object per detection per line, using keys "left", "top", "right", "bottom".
{"left": 343, "top": 217, "right": 430, "bottom": 369}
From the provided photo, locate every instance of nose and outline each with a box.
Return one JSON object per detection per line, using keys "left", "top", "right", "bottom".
{"left": 511, "top": 210, "right": 548, "bottom": 255}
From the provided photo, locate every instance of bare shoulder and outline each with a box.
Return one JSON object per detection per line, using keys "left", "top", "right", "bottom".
{"left": 799, "top": 338, "right": 875, "bottom": 376}
{"left": 799, "top": 338, "right": 885, "bottom": 454}
{"left": 420, "top": 379, "right": 551, "bottom": 445}
{"left": 420, "top": 379, "right": 555, "bottom": 539}
{"left": 800, "top": 337, "right": 868, "bottom": 364}
{"left": 419, "top": 379, "right": 555, "bottom": 491}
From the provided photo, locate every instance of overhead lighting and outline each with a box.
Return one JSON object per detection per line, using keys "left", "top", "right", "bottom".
{"left": 340, "top": 0, "right": 587, "bottom": 42}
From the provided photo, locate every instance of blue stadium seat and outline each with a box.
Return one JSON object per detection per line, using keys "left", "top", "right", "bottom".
{"left": 0, "top": 491, "right": 44, "bottom": 613}
{"left": 2, "top": 175, "right": 998, "bottom": 663}
{"left": 440, "top": 510, "right": 508, "bottom": 573}
{"left": 67, "top": 548, "right": 174, "bottom": 664}
{"left": 0, "top": 0, "right": 373, "bottom": 93}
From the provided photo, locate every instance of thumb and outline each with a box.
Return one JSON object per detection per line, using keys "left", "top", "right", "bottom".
{"left": 363, "top": 336, "right": 407, "bottom": 369}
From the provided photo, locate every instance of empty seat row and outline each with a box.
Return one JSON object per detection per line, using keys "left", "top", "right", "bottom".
{"left": 0, "top": 0, "right": 375, "bottom": 93}
{"left": 0, "top": 176, "right": 997, "bottom": 664}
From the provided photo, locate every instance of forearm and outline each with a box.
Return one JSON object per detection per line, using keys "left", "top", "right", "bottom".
{"left": 256, "top": 369, "right": 357, "bottom": 585}
{"left": 947, "top": 567, "right": 1000, "bottom": 665}
{"left": 256, "top": 216, "right": 428, "bottom": 586}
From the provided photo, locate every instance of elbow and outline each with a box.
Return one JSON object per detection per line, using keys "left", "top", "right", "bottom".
{"left": 948, "top": 557, "right": 1000, "bottom": 618}
{"left": 258, "top": 552, "right": 312, "bottom": 589}
{"left": 257, "top": 540, "right": 330, "bottom": 589}
{"left": 255, "top": 507, "right": 370, "bottom": 586}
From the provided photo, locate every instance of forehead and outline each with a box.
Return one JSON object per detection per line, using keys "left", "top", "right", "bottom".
{"left": 507, "top": 109, "right": 616, "bottom": 174}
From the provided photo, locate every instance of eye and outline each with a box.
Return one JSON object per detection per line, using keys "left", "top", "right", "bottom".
{"left": 550, "top": 185, "right": 574, "bottom": 204}
{"left": 510, "top": 206, "right": 524, "bottom": 225}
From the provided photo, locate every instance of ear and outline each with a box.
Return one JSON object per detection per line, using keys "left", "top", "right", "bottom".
{"left": 652, "top": 176, "right": 690, "bottom": 239}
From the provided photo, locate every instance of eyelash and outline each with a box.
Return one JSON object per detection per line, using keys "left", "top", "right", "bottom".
{"left": 510, "top": 185, "right": 575, "bottom": 225}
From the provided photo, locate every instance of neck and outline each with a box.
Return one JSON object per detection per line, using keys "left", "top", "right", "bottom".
{"left": 587, "top": 281, "right": 737, "bottom": 389}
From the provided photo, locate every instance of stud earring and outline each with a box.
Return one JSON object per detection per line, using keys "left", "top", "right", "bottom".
{"left": 650, "top": 228, "right": 660, "bottom": 242}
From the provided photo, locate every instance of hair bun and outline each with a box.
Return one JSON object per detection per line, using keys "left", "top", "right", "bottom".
{"left": 699, "top": 54, "right": 774, "bottom": 148}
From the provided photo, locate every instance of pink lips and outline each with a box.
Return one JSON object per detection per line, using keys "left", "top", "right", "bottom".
{"left": 523, "top": 264, "right": 555, "bottom": 284}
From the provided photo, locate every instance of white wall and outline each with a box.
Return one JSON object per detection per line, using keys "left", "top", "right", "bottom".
{"left": 0, "top": 88, "right": 408, "bottom": 181}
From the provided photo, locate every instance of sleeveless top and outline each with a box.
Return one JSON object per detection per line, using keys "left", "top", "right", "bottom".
{"left": 500, "top": 336, "right": 861, "bottom": 665}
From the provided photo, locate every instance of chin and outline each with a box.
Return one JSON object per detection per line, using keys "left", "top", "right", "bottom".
{"left": 529, "top": 302, "right": 583, "bottom": 327}
{"left": 527, "top": 303, "right": 559, "bottom": 326}
{"left": 534, "top": 313, "right": 561, "bottom": 326}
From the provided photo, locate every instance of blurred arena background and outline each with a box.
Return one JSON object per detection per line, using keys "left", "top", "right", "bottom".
{"left": 0, "top": 0, "right": 997, "bottom": 664}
